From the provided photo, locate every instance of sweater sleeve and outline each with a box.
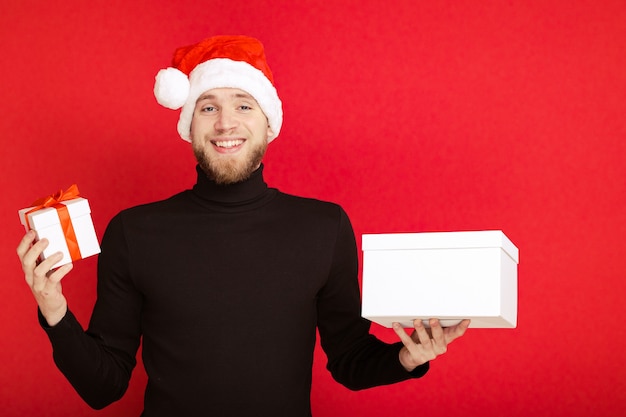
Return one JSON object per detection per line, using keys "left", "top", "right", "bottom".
{"left": 40, "top": 213, "right": 141, "bottom": 409}
{"left": 316, "top": 208, "right": 429, "bottom": 390}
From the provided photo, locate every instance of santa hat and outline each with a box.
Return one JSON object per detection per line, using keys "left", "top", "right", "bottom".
{"left": 154, "top": 35, "right": 282, "bottom": 143}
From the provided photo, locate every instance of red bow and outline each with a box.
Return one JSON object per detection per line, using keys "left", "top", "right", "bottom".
{"left": 30, "top": 183, "right": 80, "bottom": 207}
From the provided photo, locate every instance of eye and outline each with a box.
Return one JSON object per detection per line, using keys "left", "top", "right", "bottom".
{"left": 201, "top": 105, "right": 217, "bottom": 112}
{"left": 239, "top": 105, "right": 252, "bottom": 111}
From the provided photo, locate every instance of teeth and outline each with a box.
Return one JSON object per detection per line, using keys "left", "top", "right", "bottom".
{"left": 214, "top": 139, "right": 244, "bottom": 148}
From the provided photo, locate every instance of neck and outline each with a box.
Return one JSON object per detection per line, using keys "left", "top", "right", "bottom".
{"left": 192, "top": 164, "right": 269, "bottom": 205}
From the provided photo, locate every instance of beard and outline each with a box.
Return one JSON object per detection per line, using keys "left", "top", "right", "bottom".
{"left": 193, "top": 139, "right": 268, "bottom": 185}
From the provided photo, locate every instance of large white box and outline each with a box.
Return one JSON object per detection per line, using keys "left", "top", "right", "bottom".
{"left": 18, "top": 197, "right": 101, "bottom": 269}
{"left": 362, "top": 230, "right": 518, "bottom": 328}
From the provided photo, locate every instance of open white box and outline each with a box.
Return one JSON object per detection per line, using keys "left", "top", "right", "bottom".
{"left": 18, "top": 197, "right": 100, "bottom": 269}
{"left": 361, "top": 230, "right": 518, "bottom": 328}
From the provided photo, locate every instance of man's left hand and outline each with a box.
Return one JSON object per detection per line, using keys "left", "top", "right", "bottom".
{"left": 393, "top": 318, "right": 470, "bottom": 372}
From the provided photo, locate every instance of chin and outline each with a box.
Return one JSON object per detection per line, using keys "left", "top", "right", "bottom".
{"left": 196, "top": 154, "right": 261, "bottom": 185}
{"left": 193, "top": 138, "right": 267, "bottom": 184}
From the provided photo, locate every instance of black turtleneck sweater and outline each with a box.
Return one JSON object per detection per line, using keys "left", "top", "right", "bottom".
{"left": 42, "top": 165, "right": 428, "bottom": 416}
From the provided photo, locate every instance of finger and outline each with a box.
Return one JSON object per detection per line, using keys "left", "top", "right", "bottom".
{"left": 444, "top": 319, "right": 471, "bottom": 344}
{"left": 16, "top": 230, "right": 38, "bottom": 260}
{"left": 429, "top": 318, "right": 446, "bottom": 346}
{"left": 46, "top": 262, "right": 73, "bottom": 285}
{"left": 32, "top": 252, "right": 65, "bottom": 291}
{"left": 412, "top": 319, "right": 434, "bottom": 347}
{"left": 20, "top": 238, "right": 50, "bottom": 287}
{"left": 394, "top": 322, "right": 434, "bottom": 370}
{"left": 458, "top": 319, "right": 471, "bottom": 331}
{"left": 392, "top": 322, "right": 416, "bottom": 349}
{"left": 18, "top": 233, "right": 47, "bottom": 270}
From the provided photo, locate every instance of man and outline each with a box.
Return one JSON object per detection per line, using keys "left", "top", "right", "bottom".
{"left": 17, "top": 35, "right": 469, "bottom": 416}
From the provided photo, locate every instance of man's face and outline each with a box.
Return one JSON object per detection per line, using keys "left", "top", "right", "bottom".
{"left": 190, "top": 88, "right": 274, "bottom": 184}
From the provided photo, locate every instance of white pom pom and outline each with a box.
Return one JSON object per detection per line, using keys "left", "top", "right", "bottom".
{"left": 154, "top": 68, "right": 190, "bottom": 109}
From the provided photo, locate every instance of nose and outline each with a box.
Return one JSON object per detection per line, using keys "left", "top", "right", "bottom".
{"left": 214, "top": 108, "right": 238, "bottom": 132}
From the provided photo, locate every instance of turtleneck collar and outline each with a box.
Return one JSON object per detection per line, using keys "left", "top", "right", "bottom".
{"left": 191, "top": 164, "right": 274, "bottom": 207}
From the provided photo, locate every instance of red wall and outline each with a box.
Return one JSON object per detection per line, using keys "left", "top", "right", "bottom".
{"left": 2, "top": 1, "right": 625, "bottom": 416}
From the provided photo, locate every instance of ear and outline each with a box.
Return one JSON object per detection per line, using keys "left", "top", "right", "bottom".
{"left": 189, "top": 116, "right": 196, "bottom": 141}
{"left": 266, "top": 124, "right": 275, "bottom": 141}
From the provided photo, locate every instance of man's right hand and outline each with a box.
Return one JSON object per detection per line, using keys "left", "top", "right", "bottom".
{"left": 17, "top": 230, "right": 72, "bottom": 326}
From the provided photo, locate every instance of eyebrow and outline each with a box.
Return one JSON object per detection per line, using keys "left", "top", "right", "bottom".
{"left": 196, "top": 92, "right": 255, "bottom": 102}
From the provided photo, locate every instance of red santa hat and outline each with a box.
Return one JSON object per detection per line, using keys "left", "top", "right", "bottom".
{"left": 154, "top": 35, "right": 282, "bottom": 143}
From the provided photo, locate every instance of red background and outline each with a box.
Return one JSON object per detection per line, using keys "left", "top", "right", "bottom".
{"left": 2, "top": 1, "right": 625, "bottom": 416}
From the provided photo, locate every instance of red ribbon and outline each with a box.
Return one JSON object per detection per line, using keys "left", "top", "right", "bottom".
{"left": 25, "top": 184, "right": 82, "bottom": 261}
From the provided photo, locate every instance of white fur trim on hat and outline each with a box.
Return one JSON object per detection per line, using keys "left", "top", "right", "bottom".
{"left": 173, "top": 58, "right": 282, "bottom": 143}
{"left": 154, "top": 68, "right": 191, "bottom": 110}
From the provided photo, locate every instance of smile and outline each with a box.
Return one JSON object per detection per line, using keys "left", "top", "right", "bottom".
{"left": 212, "top": 139, "right": 245, "bottom": 149}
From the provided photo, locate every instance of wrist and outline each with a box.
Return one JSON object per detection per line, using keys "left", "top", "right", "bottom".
{"left": 40, "top": 303, "right": 68, "bottom": 327}
{"left": 398, "top": 346, "right": 418, "bottom": 372}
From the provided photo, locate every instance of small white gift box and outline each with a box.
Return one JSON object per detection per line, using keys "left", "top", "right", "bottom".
{"left": 361, "top": 230, "right": 518, "bottom": 328}
{"left": 19, "top": 196, "right": 100, "bottom": 269}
